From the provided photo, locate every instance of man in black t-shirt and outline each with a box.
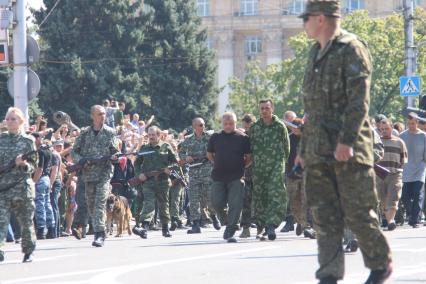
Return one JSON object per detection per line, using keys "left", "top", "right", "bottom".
{"left": 207, "top": 112, "right": 251, "bottom": 242}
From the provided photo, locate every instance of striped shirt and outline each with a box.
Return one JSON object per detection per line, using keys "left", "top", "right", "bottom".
{"left": 378, "top": 135, "right": 407, "bottom": 174}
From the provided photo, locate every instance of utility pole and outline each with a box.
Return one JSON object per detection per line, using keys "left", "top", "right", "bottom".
{"left": 404, "top": 0, "right": 416, "bottom": 108}
{"left": 12, "top": 0, "right": 28, "bottom": 123}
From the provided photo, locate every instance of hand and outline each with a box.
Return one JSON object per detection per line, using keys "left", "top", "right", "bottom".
{"left": 185, "top": 156, "right": 194, "bottom": 163}
{"left": 334, "top": 143, "right": 354, "bottom": 162}
{"left": 138, "top": 173, "right": 147, "bottom": 182}
{"left": 294, "top": 155, "right": 305, "bottom": 168}
{"left": 110, "top": 155, "right": 119, "bottom": 161}
{"left": 164, "top": 168, "right": 171, "bottom": 175}
{"left": 15, "top": 155, "right": 28, "bottom": 167}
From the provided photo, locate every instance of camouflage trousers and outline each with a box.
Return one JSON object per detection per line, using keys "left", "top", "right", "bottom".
{"left": 0, "top": 181, "right": 36, "bottom": 255}
{"left": 188, "top": 175, "right": 214, "bottom": 221}
{"left": 85, "top": 180, "right": 111, "bottom": 233}
{"left": 240, "top": 180, "right": 253, "bottom": 228}
{"left": 73, "top": 178, "right": 88, "bottom": 226}
{"left": 169, "top": 182, "right": 183, "bottom": 220}
{"left": 140, "top": 181, "right": 170, "bottom": 225}
{"left": 252, "top": 169, "right": 287, "bottom": 227}
{"left": 287, "top": 177, "right": 309, "bottom": 228}
{"left": 305, "top": 162, "right": 392, "bottom": 280}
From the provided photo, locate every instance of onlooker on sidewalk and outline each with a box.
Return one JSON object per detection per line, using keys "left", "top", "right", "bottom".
{"left": 400, "top": 116, "right": 426, "bottom": 228}
{"left": 377, "top": 119, "right": 407, "bottom": 230}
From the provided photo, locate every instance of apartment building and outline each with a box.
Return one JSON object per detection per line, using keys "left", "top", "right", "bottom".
{"left": 196, "top": 0, "right": 426, "bottom": 113}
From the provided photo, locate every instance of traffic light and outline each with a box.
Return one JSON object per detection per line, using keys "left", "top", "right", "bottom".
{"left": 0, "top": 42, "right": 7, "bottom": 64}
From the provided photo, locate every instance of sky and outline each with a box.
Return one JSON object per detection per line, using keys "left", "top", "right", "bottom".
{"left": 29, "top": 0, "right": 44, "bottom": 10}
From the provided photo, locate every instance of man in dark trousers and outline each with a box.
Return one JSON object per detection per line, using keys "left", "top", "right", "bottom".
{"left": 207, "top": 112, "right": 251, "bottom": 243}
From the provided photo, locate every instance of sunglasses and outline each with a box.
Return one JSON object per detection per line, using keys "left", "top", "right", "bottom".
{"left": 198, "top": 124, "right": 205, "bottom": 127}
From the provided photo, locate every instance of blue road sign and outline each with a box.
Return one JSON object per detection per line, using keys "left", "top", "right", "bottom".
{"left": 400, "top": 76, "right": 421, "bottom": 97}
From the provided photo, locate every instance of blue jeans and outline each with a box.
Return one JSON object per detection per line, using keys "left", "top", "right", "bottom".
{"left": 50, "top": 180, "right": 61, "bottom": 236}
{"left": 402, "top": 181, "right": 424, "bottom": 225}
{"left": 35, "top": 176, "right": 55, "bottom": 229}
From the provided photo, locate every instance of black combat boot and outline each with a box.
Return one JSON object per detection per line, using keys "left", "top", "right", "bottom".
{"left": 187, "top": 220, "right": 201, "bottom": 234}
{"left": 266, "top": 224, "right": 276, "bottom": 241}
{"left": 23, "top": 252, "right": 33, "bottom": 263}
{"left": 0, "top": 250, "right": 4, "bottom": 262}
{"left": 318, "top": 276, "right": 338, "bottom": 284}
{"left": 303, "top": 227, "right": 317, "bottom": 239}
{"left": 280, "top": 215, "right": 295, "bottom": 233}
{"left": 162, "top": 224, "right": 172, "bottom": 238}
{"left": 92, "top": 231, "right": 106, "bottom": 247}
{"left": 132, "top": 226, "right": 148, "bottom": 239}
{"left": 36, "top": 228, "right": 46, "bottom": 240}
{"left": 223, "top": 226, "right": 237, "bottom": 243}
{"left": 170, "top": 217, "right": 178, "bottom": 231}
{"left": 46, "top": 227, "right": 57, "bottom": 239}
{"left": 364, "top": 262, "right": 393, "bottom": 284}
{"left": 211, "top": 215, "right": 221, "bottom": 230}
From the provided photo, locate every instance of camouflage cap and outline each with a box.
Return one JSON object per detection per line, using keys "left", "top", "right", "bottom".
{"left": 298, "top": 0, "right": 341, "bottom": 19}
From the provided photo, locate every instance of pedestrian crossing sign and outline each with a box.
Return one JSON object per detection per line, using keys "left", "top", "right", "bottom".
{"left": 400, "top": 76, "right": 421, "bottom": 97}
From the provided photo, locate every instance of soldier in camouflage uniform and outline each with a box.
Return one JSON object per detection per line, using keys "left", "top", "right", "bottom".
{"left": 250, "top": 100, "right": 290, "bottom": 241}
{"left": 169, "top": 140, "right": 186, "bottom": 230}
{"left": 179, "top": 118, "right": 220, "bottom": 234}
{"left": 296, "top": 1, "right": 392, "bottom": 283}
{"left": 0, "top": 107, "right": 38, "bottom": 263}
{"left": 133, "top": 126, "right": 178, "bottom": 238}
{"left": 239, "top": 114, "right": 256, "bottom": 238}
{"left": 72, "top": 105, "right": 119, "bottom": 247}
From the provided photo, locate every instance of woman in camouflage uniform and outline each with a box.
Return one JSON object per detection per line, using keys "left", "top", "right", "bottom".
{"left": 0, "top": 107, "right": 38, "bottom": 263}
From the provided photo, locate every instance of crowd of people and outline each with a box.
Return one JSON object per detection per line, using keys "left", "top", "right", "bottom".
{"left": 1, "top": 102, "right": 424, "bottom": 252}
{"left": 2, "top": 1, "right": 422, "bottom": 283}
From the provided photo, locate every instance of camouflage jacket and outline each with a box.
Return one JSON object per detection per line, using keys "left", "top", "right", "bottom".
{"left": 72, "top": 125, "right": 119, "bottom": 182}
{"left": 299, "top": 30, "right": 374, "bottom": 167}
{"left": 135, "top": 141, "right": 178, "bottom": 184}
{"left": 178, "top": 132, "right": 212, "bottom": 178}
{"left": 0, "top": 132, "right": 38, "bottom": 190}
{"left": 249, "top": 115, "right": 290, "bottom": 174}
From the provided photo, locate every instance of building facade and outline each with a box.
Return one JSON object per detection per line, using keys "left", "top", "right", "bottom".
{"left": 197, "top": 0, "right": 425, "bottom": 113}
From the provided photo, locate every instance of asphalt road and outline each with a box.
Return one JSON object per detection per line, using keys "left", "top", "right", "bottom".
{"left": 1, "top": 224, "right": 426, "bottom": 284}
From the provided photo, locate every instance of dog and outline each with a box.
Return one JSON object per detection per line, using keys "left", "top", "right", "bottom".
{"left": 106, "top": 194, "right": 132, "bottom": 237}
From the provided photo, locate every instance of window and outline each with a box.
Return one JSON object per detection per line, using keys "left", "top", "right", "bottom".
{"left": 290, "top": 0, "right": 305, "bottom": 15}
{"left": 241, "top": 0, "right": 259, "bottom": 16}
{"left": 197, "top": 0, "right": 209, "bottom": 17}
{"left": 245, "top": 36, "right": 262, "bottom": 55}
{"left": 345, "top": 0, "right": 365, "bottom": 11}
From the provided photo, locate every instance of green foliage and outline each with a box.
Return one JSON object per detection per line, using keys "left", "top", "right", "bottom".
{"left": 229, "top": 9, "right": 426, "bottom": 123}
{"left": 141, "top": 0, "right": 218, "bottom": 131}
{"left": 29, "top": 0, "right": 148, "bottom": 126}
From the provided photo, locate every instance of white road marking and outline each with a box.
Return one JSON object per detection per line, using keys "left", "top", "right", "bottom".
{"left": 3, "top": 246, "right": 280, "bottom": 284}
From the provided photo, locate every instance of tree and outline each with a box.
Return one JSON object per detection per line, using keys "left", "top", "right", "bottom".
{"left": 141, "top": 0, "right": 218, "bottom": 130}
{"left": 229, "top": 9, "right": 426, "bottom": 122}
{"left": 32, "top": 0, "right": 147, "bottom": 126}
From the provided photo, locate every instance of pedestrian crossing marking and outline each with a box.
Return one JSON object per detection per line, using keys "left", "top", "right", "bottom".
{"left": 400, "top": 76, "right": 421, "bottom": 97}
{"left": 402, "top": 79, "right": 419, "bottom": 94}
